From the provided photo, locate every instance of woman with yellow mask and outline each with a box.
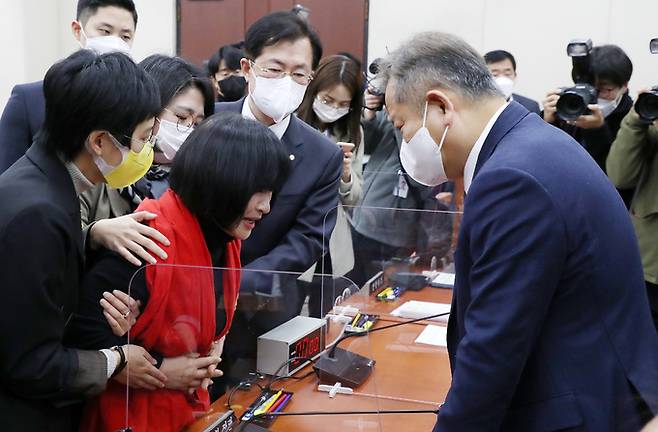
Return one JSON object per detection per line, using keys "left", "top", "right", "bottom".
{"left": 79, "top": 54, "right": 214, "bottom": 267}
{"left": 0, "top": 50, "right": 169, "bottom": 430}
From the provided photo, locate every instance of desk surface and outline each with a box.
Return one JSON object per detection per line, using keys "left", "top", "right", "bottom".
{"left": 188, "top": 286, "right": 453, "bottom": 432}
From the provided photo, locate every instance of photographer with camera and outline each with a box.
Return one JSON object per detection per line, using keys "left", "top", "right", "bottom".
{"left": 542, "top": 43, "right": 634, "bottom": 205}
{"left": 607, "top": 39, "right": 658, "bottom": 332}
{"left": 347, "top": 62, "right": 456, "bottom": 288}
{"left": 348, "top": 85, "right": 426, "bottom": 287}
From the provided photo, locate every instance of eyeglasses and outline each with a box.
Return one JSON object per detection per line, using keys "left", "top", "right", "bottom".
{"left": 119, "top": 134, "right": 155, "bottom": 156}
{"left": 163, "top": 108, "right": 201, "bottom": 133}
{"left": 249, "top": 60, "right": 313, "bottom": 85}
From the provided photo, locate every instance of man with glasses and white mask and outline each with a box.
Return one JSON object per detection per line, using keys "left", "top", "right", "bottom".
{"left": 214, "top": 11, "right": 343, "bottom": 390}
{"left": 382, "top": 32, "right": 658, "bottom": 431}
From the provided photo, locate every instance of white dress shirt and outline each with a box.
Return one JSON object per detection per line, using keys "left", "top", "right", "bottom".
{"left": 463, "top": 102, "right": 509, "bottom": 194}
{"left": 241, "top": 96, "right": 291, "bottom": 140}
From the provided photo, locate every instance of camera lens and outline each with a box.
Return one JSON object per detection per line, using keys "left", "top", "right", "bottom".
{"left": 556, "top": 92, "right": 588, "bottom": 121}
{"left": 635, "top": 89, "right": 658, "bottom": 121}
{"left": 556, "top": 84, "right": 597, "bottom": 121}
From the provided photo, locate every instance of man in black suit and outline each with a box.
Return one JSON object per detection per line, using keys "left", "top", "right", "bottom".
{"left": 214, "top": 12, "right": 343, "bottom": 387}
{"left": 0, "top": 50, "right": 167, "bottom": 430}
{"left": 484, "top": 49, "right": 541, "bottom": 115}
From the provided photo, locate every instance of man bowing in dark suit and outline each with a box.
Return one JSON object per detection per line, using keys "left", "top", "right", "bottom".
{"left": 214, "top": 12, "right": 343, "bottom": 387}
{"left": 384, "top": 32, "right": 658, "bottom": 431}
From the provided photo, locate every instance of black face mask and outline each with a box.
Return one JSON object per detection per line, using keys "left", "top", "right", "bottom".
{"left": 217, "top": 75, "right": 247, "bottom": 102}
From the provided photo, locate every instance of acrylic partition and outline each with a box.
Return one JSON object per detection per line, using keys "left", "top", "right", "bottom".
{"left": 111, "top": 265, "right": 388, "bottom": 432}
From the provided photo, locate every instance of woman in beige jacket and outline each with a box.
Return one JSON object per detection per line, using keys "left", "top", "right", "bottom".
{"left": 296, "top": 54, "right": 364, "bottom": 316}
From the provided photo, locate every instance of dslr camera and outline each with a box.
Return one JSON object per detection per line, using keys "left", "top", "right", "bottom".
{"left": 634, "top": 38, "right": 658, "bottom": 121}
{"left": 368, "top": 57, "right": 386, "bottom": 97}
{"left": 365, "top": 57, "right": 387, "bottom": 111}
{"left": 556, "top": 39, "right": 598, "bottom": 121}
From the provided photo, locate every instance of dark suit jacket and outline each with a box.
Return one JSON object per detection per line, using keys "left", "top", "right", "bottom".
{"left": 511, "top": 92, "right": 540, "bottom": 115}
{"left": 0, "top": 140, "right": 107, "bottom": 430}
{"left": 436, "top": 102, "right": 658, "bottom": 431}
{"left": 215, "top": 99, "right": 343, "bottom": 323}
{"left": 0, "top": 81, "right": 45, "bottom": 173}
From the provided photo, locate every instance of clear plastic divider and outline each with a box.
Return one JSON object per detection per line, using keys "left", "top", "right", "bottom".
{"left": 314, "top": 181, "right": 463, "bottom": 431}
{"left": 115, "top": 266, "right": 384, "bottom": 432}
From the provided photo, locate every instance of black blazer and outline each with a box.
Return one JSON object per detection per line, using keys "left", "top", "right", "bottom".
{"left": 0, "top": 140, "right": 106, "bottom": 430}
{"left": 0, "top": 81, "right": 45, "bottom": 173}
{"left": 215, "top": 99, "right": 343, "bottom": 323}
{"left": 511, "top": 92, "right": 540, "bottom": 115}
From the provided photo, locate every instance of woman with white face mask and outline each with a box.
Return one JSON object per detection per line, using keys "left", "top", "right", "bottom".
{"left": 80, "top": 54, "right": 214, "bottom": 227}
{"left": 296, "top": 54, "right": 365, "bottom": 316}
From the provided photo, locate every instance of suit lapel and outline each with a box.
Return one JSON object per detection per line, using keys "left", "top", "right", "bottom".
{"left": 473, "top": 101, "right": 529, "bottom": 179}
{"left": 282, "top": 116, "right": 304, "bottom": 169}
{"left": 215, "top": 97, "right": 304, "bottom": 169}
{"left": 26, "top": 142, "right": 84, "bottom": 260}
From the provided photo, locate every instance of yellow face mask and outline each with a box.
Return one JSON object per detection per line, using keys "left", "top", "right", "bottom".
{"left": 93, "top": 133, "right": 154, "bottom": 189}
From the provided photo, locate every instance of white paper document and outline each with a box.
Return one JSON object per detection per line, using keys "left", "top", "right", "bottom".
{"left": 390, "top": 300, "right": 450, "bottom": 322}
{"left": 431, "top": 272, "right": 455, "bottom": 288}
{"left": 415, "top": 324, "right": 448, "bottom": 347}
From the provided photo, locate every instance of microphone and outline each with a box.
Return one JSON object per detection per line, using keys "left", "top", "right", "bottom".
{"left": 313, "top": 311, "right": 451, "bottom": 388}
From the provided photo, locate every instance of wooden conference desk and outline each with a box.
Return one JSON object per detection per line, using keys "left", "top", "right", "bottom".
{"left": 188, "top": 286, "right": 453, "bottom": 432}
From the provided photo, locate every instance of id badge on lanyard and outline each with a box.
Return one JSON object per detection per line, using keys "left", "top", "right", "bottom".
{"left": 393, "top": 169, "right": 409, "bottom": 198}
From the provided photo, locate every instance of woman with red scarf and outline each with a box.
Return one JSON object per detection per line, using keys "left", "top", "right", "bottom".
{"left": 66, "top": 112, "right": 290, "bottom": 431}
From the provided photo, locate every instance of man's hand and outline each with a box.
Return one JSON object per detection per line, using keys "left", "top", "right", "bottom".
{"left": 113, "top": 345, "right": 168, "bottom": 390}
{"left": 89, "top": 212, "right": 171, "bottom": 266}
{"left": 160, "top": 353, "right": 223, "bottom": 394}
{"left": 541, "top": 89, "right": 561, "bottom": 124}
{"left": 362, "top": 89, "right": 384, "bottom": 121}
{"left": 100, "top": 290, "right": 141, "bottom": 337}
{"left": 569, "top": 104, "right": 605, "bottom": 129}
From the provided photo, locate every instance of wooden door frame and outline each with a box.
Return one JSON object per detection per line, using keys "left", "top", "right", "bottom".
{"left": 175, "top": 0, "right": 370, "bottom": 68}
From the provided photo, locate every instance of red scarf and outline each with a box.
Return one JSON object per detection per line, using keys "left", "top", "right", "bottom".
{"left": 81, "top": 190, "right": 241, "bottom": 432}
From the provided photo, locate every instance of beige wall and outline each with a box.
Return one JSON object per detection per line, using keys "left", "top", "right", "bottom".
{"left": 368, "top": 0, "right": 658, "bottom": 103}
{"left": 0, "top": 0, "right": 176, "bottom": 109}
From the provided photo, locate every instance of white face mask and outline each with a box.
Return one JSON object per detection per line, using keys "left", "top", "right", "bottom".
{"left": 155, "top": 119, "right": 192, "bottom": 162}
{"left": 312, "top": 97, "right": 350, "bottom": 123}
{"left": 597, "top": 93, "right": 622, "bottom": 118}
{"left": 89, "top": 136, "right": 128, "bottom": 176}
{"left": 399, "top": 101, "right": 450, "bottom": 187}
{"left": 79, "top": 27, "right": 132, "bottom": 56}
{"left": 494, "top": 76, "right": 515, "bottom": 100}
{"left": 249, "top": 74, "right": 308, "bottom": 123}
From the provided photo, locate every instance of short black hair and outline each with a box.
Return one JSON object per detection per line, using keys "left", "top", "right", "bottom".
{"left": 244, "top": 11, "right": 322, "bottom": 69}
{"left": 207, "top": 44, "right": 246, "bottom": 76}
{"left": 139, "top": 54, "right": 214, "bottom": 118}
{"left": 484, "top": 50, "right": 517, "bottom": 71}
{"left": 591, "top": 45, "right": 633, "bottom": 87}
{"left": 41, "top": 50, "right": 160, "bottom": 160}
{"left": 76, "top": 0, "right": 138, "bottom": 27}
{"left": 169, "top": 112, "right": 290, "bottom": 229}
